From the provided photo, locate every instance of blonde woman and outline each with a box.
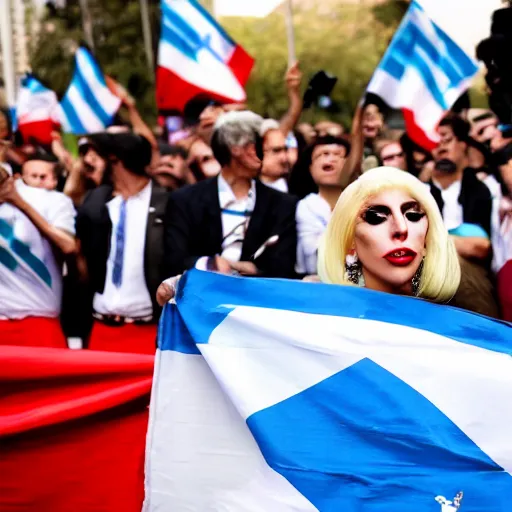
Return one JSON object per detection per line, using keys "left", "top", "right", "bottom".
{"left": 318, "top": 166, "right": 461, "bottom": 303}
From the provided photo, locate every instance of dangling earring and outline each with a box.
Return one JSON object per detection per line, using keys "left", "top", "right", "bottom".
{"left": 345, "top": 253, "right": 364, "bottom": 287}
{"left": 412, "top": 258, "right": 424, "bottom": 296}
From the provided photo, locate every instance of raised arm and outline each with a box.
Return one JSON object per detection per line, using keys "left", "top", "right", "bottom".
{"left": 279, "top": 62, "right": 303, "bottom": 137}
{"left": 339, "top": 103, "right": 364, "bottom": 190}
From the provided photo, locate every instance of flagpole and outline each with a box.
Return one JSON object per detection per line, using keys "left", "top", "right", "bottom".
{"left": 285, "top": 0, "right": 296, "bottom": 66}
{"left": 0, "top": 0, "right": 16, "bottom": 108}
{"left": 140, "top": 0, "right": 154, "bottom": 72}
{"left": 78, "top": 0, "right": 95, "bottom": 51}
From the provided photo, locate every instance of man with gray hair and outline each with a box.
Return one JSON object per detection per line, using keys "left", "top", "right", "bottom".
{"left": 163, "top": 110, "right": 298, "bottom": 279}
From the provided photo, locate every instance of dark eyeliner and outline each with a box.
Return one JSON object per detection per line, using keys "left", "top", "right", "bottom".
{"left": 363, "top": 207, "right": 389, "bottom": 225}
{"left": 405, "top": 211, "right": 426, "bottom": 222}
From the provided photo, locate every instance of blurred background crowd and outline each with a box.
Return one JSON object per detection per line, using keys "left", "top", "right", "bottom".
{"left": 0, "top": 0, "right": 511, "bottom": 355}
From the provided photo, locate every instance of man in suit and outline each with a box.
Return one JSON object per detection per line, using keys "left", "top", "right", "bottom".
{"left": 163, "top": 111, "right": 298, "bottom": 281}
{"left": 76, "top": 133, "right": 167, "bottom": 354}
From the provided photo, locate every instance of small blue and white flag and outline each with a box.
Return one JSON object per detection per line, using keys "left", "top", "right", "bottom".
{"left": 58, "top": 47, "right": 121, "bottom": 134}
{"left": 145, "top": 270, "right": 512, "bottom": 511}
{"left": 367, "top": 0, "right": 500, "bottom": 150}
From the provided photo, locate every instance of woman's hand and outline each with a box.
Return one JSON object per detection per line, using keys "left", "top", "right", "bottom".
{"left": 156, "top": 275, "right": 182, "bottom": 306}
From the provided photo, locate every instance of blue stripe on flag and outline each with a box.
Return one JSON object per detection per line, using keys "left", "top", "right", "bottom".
{"left": 189, "top": 0, "right": 234, "bottom": 46}
{"left": 59, "top": 95, "right": 86, "bottom": 134}
{"left": 73, "top": 65, "right": 111, "bottom": 127}
{"left": 0, "top": 218, "right": 52, "bottom": 287}
{"left": 432, "top": 23, "right": 479, "bottom": 78}
{"left": 171, "top": 270, "right": 511, "bottom": 356}
{"left": 161, "top": 1, "right": 224, "bottom": 64}
{"left": 25, "top": 76, "right": 50, "bottom": 95}
{"left": 376, "top": 0, "right": 478, "bottom": 111}
{"left": 158, "top": 302, "right": 201, "bottom": 354}
{"left": 246, "top": 358, "right": 512, "bottom": 510}
{"left": 161, "top": 22, "right": 199, "bottom": 62}
{"left": 78, "top": 48, "right": 109, "bottom": 91}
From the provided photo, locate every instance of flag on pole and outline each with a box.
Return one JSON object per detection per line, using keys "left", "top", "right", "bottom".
{"left": 156, "top": 0, "right": 254, "bottom": 113}
{"left": 367, "top": 0, "right": 500, "bottom": 150}
{"left": 214, "top": 0, "right": 284, "bottom": 18}
{"left": 15, "top": 75, "right": 60, "bottom": 146}
{"left": 58, "top": 47, "right": 121, "bottom": 134}
{"left": 145, "top": 269, "right": 512, "bottom": 511}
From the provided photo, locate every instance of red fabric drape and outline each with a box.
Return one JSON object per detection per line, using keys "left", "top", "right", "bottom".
{"left": 0, "top": 347, "right": 154, "bottom": 512}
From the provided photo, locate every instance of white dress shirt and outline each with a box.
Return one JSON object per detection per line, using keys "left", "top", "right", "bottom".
{"left": 0, "top": 180, "right": 76, "bottom": 319}
{"left": 93, "top": 181, "right": 153, "bottom": 318}
{"left": 432, "top": 178, "right": 463, "bottom": 231}
{"left": 265, "top": 177, "right": 288, "bottom": 193}
{"left": 197, "top": 175, "right": 257, "bottom": 269}
{"left": 295, "top": 193, "right": 332, "bottom": 275}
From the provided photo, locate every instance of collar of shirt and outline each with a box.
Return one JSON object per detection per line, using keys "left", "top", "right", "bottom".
{"left": 218, "top": 174, "right": 256, "bottom": 212}
{"left": 108, "top": 181, "right": 152, "bottom": 209}
{"left": 432, "top": 178, "right": 462, "bottom": 197}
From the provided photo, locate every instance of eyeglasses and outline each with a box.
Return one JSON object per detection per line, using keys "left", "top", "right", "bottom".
{"left": 264, "top": 146, "right": 288, "bottom": 155}
{"left": 382, "top": 152, "right": 404, "bottom": 162}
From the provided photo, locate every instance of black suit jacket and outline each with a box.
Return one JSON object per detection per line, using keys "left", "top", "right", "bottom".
{"left": 164, "top": 177, "right": 298, "bottom": 278}
{"left": 76, "top": 181, "right": 168, "bottom": 318}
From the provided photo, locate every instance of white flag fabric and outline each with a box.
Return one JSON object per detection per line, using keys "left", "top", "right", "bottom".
{"left": 145, "top": 269, "right": 512, "bottom": 511}
{"left": 156, "top": 0, "right": 254, "bottom": 112}
{"left": 58, "top": 47, "right": 121, "bottom": 134}
{"left": 214, "top": 0, "right": 284, "bottom": 18}
{"left": 367, "top": 0, "right": 500, "bottom": 150}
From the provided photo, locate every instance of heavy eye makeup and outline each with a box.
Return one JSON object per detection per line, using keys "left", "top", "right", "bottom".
{"left": 361, "top": 201, "right": 426, "bottom": 225}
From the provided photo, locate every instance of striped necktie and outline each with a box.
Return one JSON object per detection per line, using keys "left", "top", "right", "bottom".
{"left": 112, "top": 199, "right": 127, "bottom": 288}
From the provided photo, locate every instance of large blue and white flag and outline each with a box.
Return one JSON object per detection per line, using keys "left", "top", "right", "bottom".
{"left": 58, "top": 47, "right": 121, "bottom": 134}
{"left": 145, "top": 269, "right": 512, "bottom": 511}
{"left": 367, "top": 0, "right": 500, "bottom": 150}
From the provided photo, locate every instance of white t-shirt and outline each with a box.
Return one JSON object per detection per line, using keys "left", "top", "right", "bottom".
{"left": 0, "top": 180, "right": 76, "bottom": 319}
{"left": 93, "top": 181, "right": 153, "bottom": 318}
{"left": 296, "top": 193, "right": 332, "bottom": 275}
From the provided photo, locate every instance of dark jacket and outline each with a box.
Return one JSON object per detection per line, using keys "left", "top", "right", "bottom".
{"left": 76, "top": 181, "right": 168, "bottom": 319}
{"left": 164, "top": 177, "right": 298, "bottom": 279}
{"left": 429, "top": 168, "right": 493, "bottom": 237}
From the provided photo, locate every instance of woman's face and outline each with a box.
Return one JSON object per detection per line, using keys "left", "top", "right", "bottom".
{"left": 353, "top": 189, "right": 428, "bottom": 295}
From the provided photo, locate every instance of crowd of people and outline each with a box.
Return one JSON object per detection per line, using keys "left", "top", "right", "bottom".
{"left": 1, "top": 63, "right": 511, "bottom": 355}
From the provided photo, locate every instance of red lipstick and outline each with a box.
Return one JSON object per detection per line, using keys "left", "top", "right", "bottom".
{"left": 383, "top": 248, "right": 417, "bottom": 266}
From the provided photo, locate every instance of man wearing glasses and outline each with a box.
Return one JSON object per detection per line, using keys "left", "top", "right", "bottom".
{"left": 163, "top": 110, "right": 298, "bottom": 280}
{"left": 259, "top": 119, "right": 291, "bottom": 193}
{"left": 377, "top": 140, "right": 407, "bottom": 171}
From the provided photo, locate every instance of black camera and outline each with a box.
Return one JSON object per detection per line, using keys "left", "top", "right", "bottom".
{"left": 476, "top": 3, "right": 512, "bottom": 137}
{"left": 303, "top": 71, "right": 337, "bottom": 110}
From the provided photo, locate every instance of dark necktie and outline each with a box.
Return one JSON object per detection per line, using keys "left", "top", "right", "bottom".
{"left": 112, "top": 199, "right": 127, "bottom": 287}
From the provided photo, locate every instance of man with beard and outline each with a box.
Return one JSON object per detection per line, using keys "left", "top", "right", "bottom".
{"left": 430, "top": 114, "right": 499, "bottom": 317}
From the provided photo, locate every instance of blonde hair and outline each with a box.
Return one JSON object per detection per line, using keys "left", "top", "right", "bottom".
{"left": 317, "top": 166, "right": 461, "bottom": 303}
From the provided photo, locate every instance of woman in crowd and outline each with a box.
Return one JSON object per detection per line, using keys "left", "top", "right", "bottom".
{"left": 318, "top": 166, "right": 461, "bottom": 302}
{"left": 157, "top": 166, "right": 461, "bottom": 306}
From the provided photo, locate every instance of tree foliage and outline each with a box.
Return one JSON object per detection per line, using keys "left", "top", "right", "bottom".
{"left": 30, "top": 0, "right": 406, "bottom": 127}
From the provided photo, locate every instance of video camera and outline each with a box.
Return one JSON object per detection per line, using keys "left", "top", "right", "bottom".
{"left": 476, "top": 2, "right": 512, "bottom": 137}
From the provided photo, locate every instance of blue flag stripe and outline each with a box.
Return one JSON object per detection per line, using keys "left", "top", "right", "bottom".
{"left": 188, "top": 0, "right": 234, "bottom": 45}
{"left": 376, "top": 0, "right": 478, "bottom": 110}
{"left": 60, "top": 95, "right": 86, "bottom": 134}
{"left": 73, "top": 65, "right": 111, "bottom": 127}
{"left": 163, "top": 270, "right": 511, "bottom": 357}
